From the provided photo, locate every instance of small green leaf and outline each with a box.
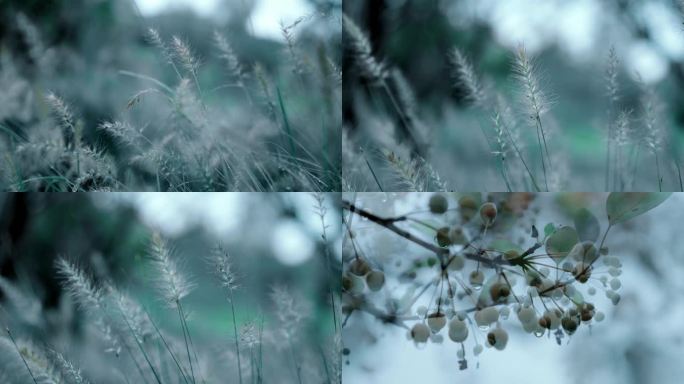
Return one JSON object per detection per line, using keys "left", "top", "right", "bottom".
{"left": 544, "top": 223, "right": 556, "bottom": 238}
{"left": 574, "top": 208, "right": 600, "bottom": 242}
{"left": 545, "top": 226, "right": 579, "bottom": 263}
{"left": 606, "top": 193, "right": 672, "bottom": 225}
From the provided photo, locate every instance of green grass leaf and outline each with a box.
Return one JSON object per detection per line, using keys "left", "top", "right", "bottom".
{"left": 276, "top": 86, "right": 296, "bottom": 158}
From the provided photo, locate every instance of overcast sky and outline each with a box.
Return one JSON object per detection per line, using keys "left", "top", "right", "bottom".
{"left": 453, "top": 0, "right": 684, "bottom": 83}
{"left": 135, "top": 0, "right": 314, "bottom": 40}
{"left": 101, "top": 193, "right": 341, "bottom": 267}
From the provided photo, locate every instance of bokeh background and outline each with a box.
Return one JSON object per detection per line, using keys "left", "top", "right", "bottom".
{"left": 343, "top": 0, "right": 684, "bottom": 191}
{"left": 342, "top": 192, "right": 684, "bottom": 384}
{"left": 0, "top": 192, "right": 341, "bottom": 383}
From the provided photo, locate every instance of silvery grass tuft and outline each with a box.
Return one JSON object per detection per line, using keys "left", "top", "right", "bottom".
{"left": 0, "top": 7, "right": 341, "bottom": 192}
{"left": 270, "top": 285, "right": 311, "bottom": 384}
{"left": 208, "top": 243, "right": 243, "bottom": 384}
{"left": 448, "top": 48, "right": 485, "bottom": 106}
{"left": 343, "top": 5, "right": 684, "bottom": 191}
{"left": 47, "top": 348, "right": 90, "bottom": 384}
{"left": 45, "top": 92, "right": 76, "bottom": 151}
{"left": 512, "top": 45, "right": 552, "bottom": 191}
{"left": 55, "top": 257, "right": 104, "bottom": 312}
{"left": 148, "top": 233, "right": 201, "bottom": 384}
{"left": 343, "top": 13, "right": 425, "bottom": 160}
{"left": 342, "top": 14, "right": 387, "bottom": 83}
{"left": 149, "top": 234, "right": 194, "bottom": 306}
{"left": 0, "top": 230, "right": 339, "bottom": 384}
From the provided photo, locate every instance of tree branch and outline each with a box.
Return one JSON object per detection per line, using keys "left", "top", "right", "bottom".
{"left": 343, "top": 199, "right": 448, "bottom": 257}
{"left": 343, "top": 200, "right": 513, "bottom": 270}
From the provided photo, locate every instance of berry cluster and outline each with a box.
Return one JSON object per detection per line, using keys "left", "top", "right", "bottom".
{"left": 342, "top": 193, "right": 668, "bottom": 369}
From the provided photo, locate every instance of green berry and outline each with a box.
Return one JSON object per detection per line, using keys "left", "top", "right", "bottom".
{"left": 458, "top": 196, "right": 478, "bottom": 221}
{"left": 429, "top": 193, "right": 449, "bottom": 214}
{"left": 366, "top": 270, "right": 385, "bottom": 291}
{"left": 349, "top": 258, "right": 371, "bottom": 276}
{"left": 561, "top": 316, "right": 578, "bottom": 334}
{"left": 448, "top": 227, "right": 467, "bottom": 245}
{"left": 610, "top": 278, "right": 621, "bottom": 290}
{"left": 436, "top": 227, "right": 452, "bottom": 247}
{"left": 469, "top": 270, "right": 484, "bottom": 287}
{"left": 594, "top": 311, "right": 605, "bottom": 322}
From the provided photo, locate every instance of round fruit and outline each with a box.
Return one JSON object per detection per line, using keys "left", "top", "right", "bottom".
{"left": 473, "top": 344, "right": 483, "bottom": 355}
{"left": 429, "top": 194, "right": 449, "bottom": 214}
{"left": 366, "top": 270, "right": 385, "bottom": 291}
{"left": 469, "top": 270, "right": 484, "bottom": 287}
{"left": 487, "top": 328, "right": 508, "bottom": 350}
{"left": 561, "top": 317, "right": 578, "bottom": 334}
{"left": 458, "top": 196, "right": 478, "bottom": 221}
{"left": 474, "top": 307, "right": 499, "bottom": 327}
{"left": 479, "top": 202, "right": 498, "bottom": 225}
{"left": 349, "top": 258, "right": 371, "bottom": 276}
{"left": 490, "top": 282, "right": 510, "bottom": 302}
{"left": 427, "top": 312, "right": 447, "bottom": 333}
{"left": 448, "top": 318, "right": 469, "bottom": 342}
{"left": 573, "top": 262, "right": 591, "bottom": 283}
{"left": 448, "top": 227, "right": 467, "bottom": 244}
{"left": 411, "top": 323, "right": 430, "bottom": 343}
{"left": 436, "top": 227, "right": 452, "bottom": 247}
{"left": 517, "top": 306, "right": 536, "bottom": 325}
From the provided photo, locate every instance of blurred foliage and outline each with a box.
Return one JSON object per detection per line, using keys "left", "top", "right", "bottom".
{"left": 0, "top": 193, "right": 147, "bottom": 306}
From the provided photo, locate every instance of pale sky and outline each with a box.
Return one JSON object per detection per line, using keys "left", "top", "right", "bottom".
{"left": 453, "top": 0, "right": 684, "bottom": 84}
{"left": 135, "top": 0, "right": 314, "bottom": 40}
{"left": 100, "top": 193, "right": 340, "bottom": 267}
